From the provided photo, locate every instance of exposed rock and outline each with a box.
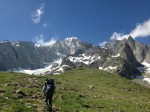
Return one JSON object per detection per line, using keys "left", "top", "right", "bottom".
{"left": 106, "top": 36, "right": 150, "bottom": 63}
{"left": 32, "top": 95, "right": 38, "bottom": 99}
{"left": 0, "top": 90, "right": 6, "bottom": 93}
{"left": 83, "top": 104, "right": 92, "bottom": 108}
{"left": 16, "top": 90, "right": 26, "bottom": 96}
{"left": 59, "top": 94, "right": 64, "bottom": 100}
{"left": 51, "top": 63, "right": 59, "bottom": 68}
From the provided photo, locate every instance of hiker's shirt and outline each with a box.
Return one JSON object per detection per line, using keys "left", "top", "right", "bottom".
{"left": 44, "top": 84, "right": 55, "bottom": 94}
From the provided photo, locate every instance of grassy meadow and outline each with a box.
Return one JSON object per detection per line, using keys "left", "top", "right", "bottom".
{"left": 0, "top": 68, "right": 150, "bottom": 112}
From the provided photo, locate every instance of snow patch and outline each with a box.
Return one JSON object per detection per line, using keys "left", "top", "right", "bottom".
{"left": 68, "top": 56, "right": 89, "bottom": 65}
{"left": 112, "top": 54, "right": 120, "bottom": 57}
{"left": 143, "top": 78, "right": 150, "bottom": 84}
{"left": 56, "top": 52, "right": 61, "bottom": 56}
{"left": 104, "top": 66, "right": 117, "bottom": 70}
{"left": 142, "top": 61, "right": 150, "bottom": 73}
{"left": 82, "top": 54, "right": 91, "bottom": 60}
{"left": 12, "top": 42, "right": 20, "bottom": 47}
{"left": 99, "top": 66, "right": 117, "bottom": 71}
{"left": 142, "top": 61, "right": 150, "bottom": 67}
{"left": 99, "top": 67, "right": 103, "bottom": 70}
{"left": 97, "top": 56, "right": 101, "bottom": 60}
{"left": 136, "top": 76, "right": 150, "bottom": 84}
{"left": 16, "top": 44, "right": 20, "bottom": 47}
{"left": 68, "top": 54, "right": 101, "bottom": 65}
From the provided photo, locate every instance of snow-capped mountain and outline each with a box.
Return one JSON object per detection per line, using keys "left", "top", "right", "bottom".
{"left": 61, "top": 43, "right": 142, "bottom": 78}
{"left": 0, "top": 37, "right": 150, "bottom": 79}
{"left": 0, "top": 37, "right": 91, "bottom": 70}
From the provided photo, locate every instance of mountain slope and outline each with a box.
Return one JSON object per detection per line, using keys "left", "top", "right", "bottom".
{"left": 61, "top": 43, "right": 142, "bottom": 78}
{"left": 0, "top": 68, "right": 150, "bottom": 112}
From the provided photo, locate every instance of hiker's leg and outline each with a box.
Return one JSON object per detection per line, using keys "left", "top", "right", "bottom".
{"left": 46, "top": 92, "right": 53, "bottom": 111}
{"left": 45, "top": 93, "right": 50, "bottom": 108}
{"left": 49, "top": 91, "right": 54, "bottom": 106}
{"left": 48, "top": 91, "right": 54, "bottom": 111}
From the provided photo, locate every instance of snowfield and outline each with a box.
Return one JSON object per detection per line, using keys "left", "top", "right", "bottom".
{"left": 104, "top": 66, "right": 117, "bottom": 70}
{"left": 136, "top": 61, "right": 150, "bottom": 84}
{"left": 99, "top": 66, "right": 117, "bottom": 71}
{"left": 99, "top": 67, "right": 103, "bottom": 70}
{"left": 142, "top": 61, "right": 150, "bottom": 73}
{"left": 68, "top": 54, "right": 101, "bottom": 65}
{"left": 10, "top": 59, "right": 64, "bottom": 75}
{"left": 8, "top": 55, "right": 150, "bottom": 86}
{"left": 137, "top": 61, "right": 150, "bottom": 74}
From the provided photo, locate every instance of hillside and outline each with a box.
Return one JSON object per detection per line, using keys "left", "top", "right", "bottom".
{"left": 0, "top": 68, "right": 150, "bottom": 112}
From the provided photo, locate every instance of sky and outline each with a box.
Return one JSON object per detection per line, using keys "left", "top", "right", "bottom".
{"left": 0, "top": 0, "right": 150, "bottom": 45}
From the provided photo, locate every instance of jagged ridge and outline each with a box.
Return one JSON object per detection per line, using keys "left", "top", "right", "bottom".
{"left": 0, "top": 37, "right": 150, "bottom": 78}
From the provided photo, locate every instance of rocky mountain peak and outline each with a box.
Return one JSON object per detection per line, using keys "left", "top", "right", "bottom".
{"left": 128, "top": 36, "right": 134, "bottom": 41}
{"left": 61, "top": 37, "right": 80, "bottom": 47}
{"left": 120, "top": 42, "right": 142, "bottom": 67}
{"left": 64, "top": 37, "right": 79, "bottom": 41}
{"left": 125, "top": 36, "right": 137, "bottom": 48}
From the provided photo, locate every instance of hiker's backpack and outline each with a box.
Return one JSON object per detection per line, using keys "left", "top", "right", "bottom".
{"left": 44, "top": 79, "right": 55, "bottom": 94}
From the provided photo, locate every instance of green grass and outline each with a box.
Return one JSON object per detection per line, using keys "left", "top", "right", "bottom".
{"left": 0, "top": 68, "right": 150, "bottom": 112}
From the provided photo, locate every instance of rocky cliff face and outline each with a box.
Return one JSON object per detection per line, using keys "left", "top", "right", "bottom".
{"left": 105, "top": 36, "right": 150, "bottom": 63}
{"left": 0, "top": 41, "right": 18, "bottom": 70}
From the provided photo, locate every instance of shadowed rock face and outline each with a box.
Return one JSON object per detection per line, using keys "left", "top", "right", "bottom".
{"left": 0, "top": 41, "right": 18, "bottom": 70}
{"left": 119, "top": 42, "right": 142, "bottom": 67}
{"left": 125, "top": 37, "right": 149, "bottom": 63}
{"left": 117, "top": 42, "right": 142, "bottom": 78}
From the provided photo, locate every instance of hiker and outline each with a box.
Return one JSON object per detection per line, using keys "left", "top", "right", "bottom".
{"left": 43, "top": 78, "right": 55, "bottom": 112}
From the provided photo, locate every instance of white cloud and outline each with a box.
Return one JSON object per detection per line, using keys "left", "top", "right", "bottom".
{"left": 110, "top": 18, "right": 150, "bottom": 40}
{"left": 99, "top": 41, "right": 108, "bottom": 47}
{"left": 110, "top": 32, "right": 129, "bottom": 40}
{"left": 34, "top": 34, "right": 57, "bottom": 47}
{"left": 32, "top": 3, "right": 45, "bottom": 24}
{"left": 130, "top": 19, "right": 150, "bottom": 38}
{"left": 42, "top": 23, "right": 47, "bottom": 28}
